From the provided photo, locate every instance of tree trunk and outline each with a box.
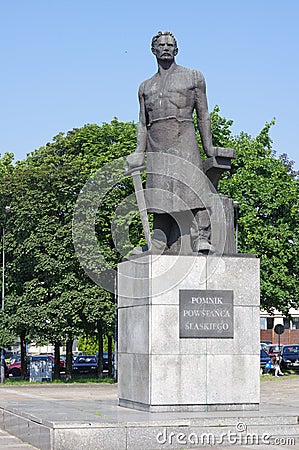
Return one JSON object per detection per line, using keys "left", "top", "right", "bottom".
{"left": 20, "top": 331, "right": 27, "bottom": 380}
{"left": 53, "top": 341, "right": 61, "bottom": 380}
{"left": 65, "top": 339, "right": 73, "bottom": 381}
{"left": 97, "top": 322, "right": 103, "bottom": 379}
{"left": 108, "top": 335, "right": 113, "bottom": 378}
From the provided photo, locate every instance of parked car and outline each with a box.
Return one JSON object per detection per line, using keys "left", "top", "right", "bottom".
{"left": 261, "top": 341, "right": 272, "bottom": 346}
{"left": 260, "top": 348, "right": 271, "bottom": 372}
{"left": 266, "top": 344, "right": 283, "bottom": 357}
{"left": 72, "top": 355, "right": 98, "bottom": 374}
{"left": 8, "top": 356, "right": 31, "bottom": 377}
{"left": 9, "top": 354, "right": 21, "bottom": 365}
{"left": 40, "top": 354, "right": 66, "bottom": 372}
{"left": 4, "top": 350, "right": 16, "bottom": 364}
{"left": 60, "top": 354, "right": 68, "bottom": 364}
{"left": 281, "top": 345, "right": 299, "bottom": 372}
{"left": 8, "top": 360, "right": 24, "bottom": 377}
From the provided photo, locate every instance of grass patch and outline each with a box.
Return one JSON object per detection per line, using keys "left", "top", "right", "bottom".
{"left": 3, "top": 375, "right": 115, "bottom": 385}
{"left": 261, "top": 372, "right": 298, "bottom": 382}
{"left": 55, "top": 375, "right": 115, "bottom": 384}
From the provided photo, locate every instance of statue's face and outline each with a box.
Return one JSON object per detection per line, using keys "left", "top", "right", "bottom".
{"left": 152, "top": 35, "right": 178, "bottom": 61}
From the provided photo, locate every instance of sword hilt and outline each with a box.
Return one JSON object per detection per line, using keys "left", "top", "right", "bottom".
{"left": 124, "top": 165, "right": 146, "bottom": 177}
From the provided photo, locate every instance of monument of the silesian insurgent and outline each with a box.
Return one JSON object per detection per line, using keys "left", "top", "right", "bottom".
{"left": 118, "top": 31, "right": 260, "bottom": 412}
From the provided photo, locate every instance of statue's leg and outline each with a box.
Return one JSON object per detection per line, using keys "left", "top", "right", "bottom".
{"left": 151, "top": 213, "right": 171, "bottom": 252}
{"left": 152, "top": 212, "right": 191, "bottom": 254}
{"left": 161, "top": 211, "right": 194, "bottom": 255}
{"left": 130, "top": 213, "right": 168, "bottom": 255}
{"left": 191, "top": 208, "right": 214, "bottom": 253}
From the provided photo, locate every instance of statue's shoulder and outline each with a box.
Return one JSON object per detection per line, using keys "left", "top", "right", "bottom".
{"left": 139, "top": 73, "right": 157, "bottom": 92}
{"left": 176, "top": 65, "right": 205, "bottom": 82}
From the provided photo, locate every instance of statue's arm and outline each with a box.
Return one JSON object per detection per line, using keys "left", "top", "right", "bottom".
{"left": 194, "top": 71, "right": 215, "bottom": 157}
{"left": 136, "top": 83, "right": 147, "bottom": 154}
{"left": 127, "top": 83, "right": 146, "bottom": 168}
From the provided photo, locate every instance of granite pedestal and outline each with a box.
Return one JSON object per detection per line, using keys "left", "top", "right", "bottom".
{"left": 118, "top": 254, "right": 260, "bottom": 412}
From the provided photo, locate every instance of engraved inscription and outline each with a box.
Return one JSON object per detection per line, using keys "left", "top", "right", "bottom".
{"left": 179, "top": 290, "right": 234, "bottom": 338}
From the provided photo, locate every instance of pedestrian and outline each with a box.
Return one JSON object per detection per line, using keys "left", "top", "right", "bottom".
{"left": 271, "top": 354, "right": 284, "bottom": 377}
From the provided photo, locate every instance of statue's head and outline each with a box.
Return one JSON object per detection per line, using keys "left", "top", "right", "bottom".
{"left": 151, "top": 31, "right": 178, "bottom": 60}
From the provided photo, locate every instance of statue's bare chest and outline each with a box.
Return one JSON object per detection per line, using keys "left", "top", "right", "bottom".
{"left": 143, "top": 72, "right": 196, "bottom": 113}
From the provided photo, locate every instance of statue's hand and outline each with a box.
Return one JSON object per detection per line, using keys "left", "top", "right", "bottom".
{"left": 126, "top": 152, "right": 145, "bottom": 169}
{"left": 205, "top": 147, "right": 236, "bottom": 159}
{"left": 205, "top": 147, "right": 217, "bottom": 158}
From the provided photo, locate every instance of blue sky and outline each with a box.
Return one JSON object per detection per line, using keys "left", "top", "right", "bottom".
{"left": 0, "top": 0, "right": 298, "bottom": 169}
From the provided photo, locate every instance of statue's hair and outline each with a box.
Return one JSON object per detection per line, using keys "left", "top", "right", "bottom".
{"left": 151, "top": 31, "right": 178, "bottom": 51}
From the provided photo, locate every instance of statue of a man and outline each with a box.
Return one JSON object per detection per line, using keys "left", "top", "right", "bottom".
{"left": 127, "top": 31, "right": 218, "bottom": 254}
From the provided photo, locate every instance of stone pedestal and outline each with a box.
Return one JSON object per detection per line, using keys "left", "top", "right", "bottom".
{"left": 117, "top": 254, "right": 260, "bottom": 412}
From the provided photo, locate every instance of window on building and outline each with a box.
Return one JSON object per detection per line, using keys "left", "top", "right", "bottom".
{"left": 283, "top": 318, "right": 290, "bottom": 329}
{"left": 260, "top": 318, "right": 267, "bottom": 330}
{"left": 291, "top": 318, "right": 299, "bottom": 329}
{"left": 267, "top": 317, "right": 274, "bottom": 329}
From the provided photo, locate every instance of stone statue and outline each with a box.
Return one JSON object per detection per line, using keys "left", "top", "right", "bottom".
{"left": 127, "top": 31, "right": 235, "bottom": 255}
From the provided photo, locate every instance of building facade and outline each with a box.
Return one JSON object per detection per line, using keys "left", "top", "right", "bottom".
{"left": 260, "top": 308, "right": 299, "bottom": 344}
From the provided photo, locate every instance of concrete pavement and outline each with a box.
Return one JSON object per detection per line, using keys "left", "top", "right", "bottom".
{"left": 0, "top": 428, "right": 39, "bottom": 449}
{"left": 0, "top": 375, "right": 298, "bottom": 449}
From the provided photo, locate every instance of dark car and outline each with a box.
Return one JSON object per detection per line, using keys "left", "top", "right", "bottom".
{"left": 260, "top": 348, "right": 271, "bottom": 372}
{"left": 261, "top": 341, "right": 272, "bottom": 346}
{"left": 266, "top": 344, "right": 283, "bottom": 357}
{"left": 72, "top": 355, "right": 98, "bottom": 375}
{"left": 281, "top": 345, "right": 299, "bottom": 372}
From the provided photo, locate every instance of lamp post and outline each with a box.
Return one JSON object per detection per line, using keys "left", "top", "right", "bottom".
{"left": 1, "top": 205, "right": 11, "bottom": 384}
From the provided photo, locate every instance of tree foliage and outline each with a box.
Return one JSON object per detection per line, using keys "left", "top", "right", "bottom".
{"left": 0, "top": 119, "right": 137, "bottom": 374}
{"left": 210, "top": 110, "right": 299, "bottom": 315}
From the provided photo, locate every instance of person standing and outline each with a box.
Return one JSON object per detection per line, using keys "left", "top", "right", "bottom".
{"left": 271, "top": 354, "right": 284, "bottom": 377}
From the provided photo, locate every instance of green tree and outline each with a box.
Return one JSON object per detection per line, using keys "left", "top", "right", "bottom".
{"left": 209, "top": 111, "right": 299, "bottom": 315}
{"left": 0, "top": 120, "right": 138, "bottom": 378}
